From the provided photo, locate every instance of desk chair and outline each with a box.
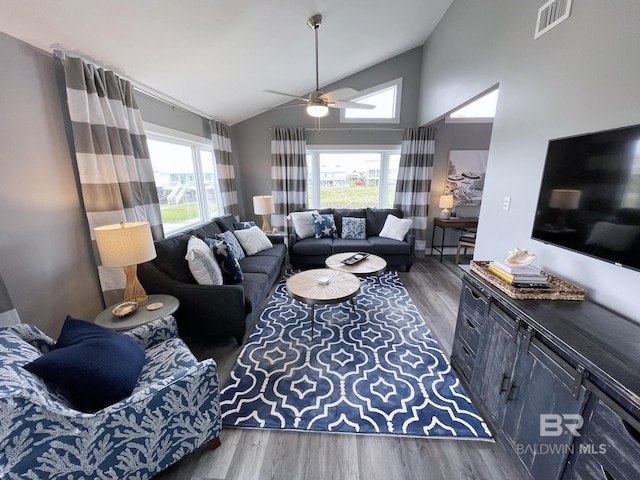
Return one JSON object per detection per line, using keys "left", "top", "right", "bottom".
{"left": 455, "top": 231, "right": 476, "bottom": 265}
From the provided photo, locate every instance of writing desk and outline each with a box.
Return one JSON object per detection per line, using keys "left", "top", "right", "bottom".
{"left": 431, "top": 217, "right": 478, "bottom": 261}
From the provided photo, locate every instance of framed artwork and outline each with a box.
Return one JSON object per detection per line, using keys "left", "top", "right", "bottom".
{"left": 446, "top": 150, "right": 489, "bottom": 206}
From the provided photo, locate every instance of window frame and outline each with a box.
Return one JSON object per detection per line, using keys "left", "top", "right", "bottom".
{"left": 144, "top": 123, "right": 223, "bottom": 235}
{"left": 306, "top": 145, "right": 401, "bottom": 209}
{"left": 339, "top": 78, "right": 403, "bottom": 124}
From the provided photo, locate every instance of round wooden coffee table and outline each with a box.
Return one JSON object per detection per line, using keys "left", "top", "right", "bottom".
{"left": 325, "top": 252, "right": 387, "bottom": 284}
{"left": 286, "top": 268, "right": 360, "bottom": 337}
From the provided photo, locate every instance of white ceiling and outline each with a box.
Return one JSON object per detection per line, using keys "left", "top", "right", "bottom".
{"left": 0, "top": 0, "right": 452, "bottom": 125}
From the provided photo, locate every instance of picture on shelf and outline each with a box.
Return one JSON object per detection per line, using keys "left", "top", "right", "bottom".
{"left": 446, "top": 150, "right": 489, "bottom": 207}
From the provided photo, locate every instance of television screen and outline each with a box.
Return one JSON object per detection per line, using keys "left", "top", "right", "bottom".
{"left": 531, "top": 123, "right": 640, "bottom": 271}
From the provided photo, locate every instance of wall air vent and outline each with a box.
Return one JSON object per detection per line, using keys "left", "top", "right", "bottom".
{"left": 534, "top": 0, "right": 572, "bottom": 39}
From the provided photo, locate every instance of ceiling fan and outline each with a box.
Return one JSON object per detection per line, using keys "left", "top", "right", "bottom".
{"left": 264, "top": 14, "right": 375, "bottom": 118}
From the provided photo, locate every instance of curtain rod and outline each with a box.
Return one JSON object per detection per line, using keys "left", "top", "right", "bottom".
{"left": 269, "top": 127, "right": 404, "bottom": 132}
{"left": 53, "top": 49, "right": 217, "bottom": 123}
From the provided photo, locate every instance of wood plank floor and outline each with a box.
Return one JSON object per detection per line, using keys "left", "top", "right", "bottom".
{"left": 152, "top": 255, "right": 525, "bottom": 480}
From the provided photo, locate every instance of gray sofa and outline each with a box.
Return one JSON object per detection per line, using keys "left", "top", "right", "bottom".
{"left": 288, "top": 208, "right": 415, "bottom": 271}
{"left": 138, "top": 214, "right": 286, "bottom": 344}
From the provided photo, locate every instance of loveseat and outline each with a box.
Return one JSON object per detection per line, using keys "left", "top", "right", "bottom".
{"left": 138, "top": 214, "right": 286, "bottom": 344}
{"left": 288, "top": 208, "right": 415, "bottom": 271}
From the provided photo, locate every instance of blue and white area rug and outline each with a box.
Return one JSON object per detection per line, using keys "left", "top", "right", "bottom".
{"left": 220, "top": 271, "right": 492, "bottom": 440}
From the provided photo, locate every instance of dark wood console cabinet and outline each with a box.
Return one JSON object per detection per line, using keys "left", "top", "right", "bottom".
{"left": 451, "top": 270, "right": 640, "bottom": 480}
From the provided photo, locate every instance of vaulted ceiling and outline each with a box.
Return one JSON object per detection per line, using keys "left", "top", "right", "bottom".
{"left": 0, "top": 0, "right": 452, "bottom": 125}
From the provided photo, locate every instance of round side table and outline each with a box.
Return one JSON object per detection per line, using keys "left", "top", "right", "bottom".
{"left": 95, "top": 294, "right": 179, "bottom": 331}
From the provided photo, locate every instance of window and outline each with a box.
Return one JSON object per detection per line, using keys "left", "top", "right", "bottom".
{"left": 446, "top": 88, "right": 499, "bottom": 123}
{"left": 340, "top": 78, "right": 403, "bottom": 124}
{"left": 307, "top": 148, "right": 401, "bottom": 209}
{"left": 146, "top": 125, "right": 222, "bottom": 235}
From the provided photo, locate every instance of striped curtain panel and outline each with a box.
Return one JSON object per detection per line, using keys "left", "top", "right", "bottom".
{"left": 271, "top": 128, "right": 308, "bottom": 234}
{"left": 61, "top": 55, "right": 163, "bottom": 306}
{"left": 211, "top": 120, "right": 240, "bottom": 218}
{"left": 393, "top": 126, "right": 435, "bottom": 251}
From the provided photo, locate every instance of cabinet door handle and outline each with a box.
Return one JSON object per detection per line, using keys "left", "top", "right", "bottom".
{"left": 466, "top": 318, "right": 476, "bottom": 329}
{"left": 623, "top": 419, "right": 640, "bottom": 444}
{"left": 499, "top": 373, "right": 510, "bottom": 394}
{"left": 462, "top": 345, "right": 471, "bottom": 357}
{"left": 600, "top": 464, "right": 614, "bottom": 480}
{"left": 505, "top": 382, "right": 517, "bottom": 404}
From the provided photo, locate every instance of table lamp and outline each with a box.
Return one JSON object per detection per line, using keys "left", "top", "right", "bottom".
{"left": 439, "top": 195, "right": 454, "bottom": 219}
{"left": 94, "top": 222, "right": 157, "bottom": 304}
{"left": 253, "top": 195, "right": 275, "bottom": 233}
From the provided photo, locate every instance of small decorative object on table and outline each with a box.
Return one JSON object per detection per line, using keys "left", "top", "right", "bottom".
{"left": 112, "top": 301, "right": 138, "bottom": 318}
{"left": 504, "top": 247, "right": 537, "bottom": 267}
{"left": 341, "top": 252, "right": 370, "bottom": 265}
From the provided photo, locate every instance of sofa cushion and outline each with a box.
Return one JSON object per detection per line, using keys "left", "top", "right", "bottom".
{"left": 215, "top": 214, "right": 237, "bottom": 233}
{"left": 333, "top": 208, "right": 365, "bottom": 237}
{"left": 289, "top": 210, "right": 319, "bottom": 239}
{"left": 239, "top": 255, "right": 280, "bottom": 276}
{"left": 292, "top": 238, "right": 334, "bottom": 256}
{"left": 205, "top": 238, "right": 244, "bottom": 283}
{"left": 366, "top": 208, "right": 404, "bottom": 237}
{"left": 23, "top": 316, "right": 145, "bottom": 412}
{"left": 368, "top": 236, "right": 413, "bottom": 255}
{"left": 251, "top": 242, "right": 287, "bottom": 259}
{"left": 312, "top": 213, "right": 337, "bottom": 239}
{"left": 153, "top": 233, "right": 194, "bottom": 284}
{"left": 379, "top": 214, "right": 412, "bottom": 241}
{"left": 234, "top": 226, "right": 273, "bottom": 256}
{"left": 332, "top": 238, "right": 372, "bottom": 253}
{"left": 341, "top": 217, "right": 367, "bottom": 240}
{"left": 194, "top": 221, "right": 223, "bottom": 239}
{"left": 185, "top": 236, "right": 223, "bottom": 286}
{"left": 241, "top": 273, "right": 271, "bottom": 313}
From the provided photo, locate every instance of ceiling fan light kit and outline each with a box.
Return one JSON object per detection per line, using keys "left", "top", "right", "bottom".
{"left": 264, "top": 13, "right": 375, "bottom": 119}
{"left": 306, "top": 103, "right": 329, "bottom": 117}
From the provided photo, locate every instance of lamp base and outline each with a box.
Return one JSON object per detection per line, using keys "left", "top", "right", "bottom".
{"left": 123, "top": 264, "right": 148, "bottom": 305}
{"left": 440, "top": 208, "right": 451, "bottom": 220}
{"left": 261, "top": 214, "right": 272, "bottom": 234}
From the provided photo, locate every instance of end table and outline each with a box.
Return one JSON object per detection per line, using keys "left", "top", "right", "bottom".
{"left": 95, "top": 294, "right": 179, "bottom": 331}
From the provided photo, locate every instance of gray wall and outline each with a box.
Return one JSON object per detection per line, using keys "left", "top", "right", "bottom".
{"left": 137, "top": 91, "right": 211, "bottom": 139}
{"left": 419, "top": 0, "right": 640, "bottom": 321}
{"left": 0, "top": 32, "right": 102, "bottom": 337}
{"left": 230, "top": 47, "right": 423, "bottom": 223}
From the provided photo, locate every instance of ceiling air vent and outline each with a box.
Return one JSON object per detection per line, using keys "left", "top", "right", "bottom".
{"left": 534, "top": 0, "right": 572, "bottom": 39}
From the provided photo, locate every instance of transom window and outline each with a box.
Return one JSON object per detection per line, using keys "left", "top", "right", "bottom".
{"left": 340, "top": 78, "right": 403, "bottom": 124}
{"left": 307, "top": 148, "right": 401, "bottom": 209}
{"left": 447, "top": 88, "right": 499, "bottom": 123}
{"left": 146, "top": 125, "right": 222, "bottom": 236}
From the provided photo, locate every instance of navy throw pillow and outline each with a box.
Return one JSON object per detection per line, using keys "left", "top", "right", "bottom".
{"left": 205, "top": 237, "right": 244, "bottom": 283}
{"left": 234, "top": 221, "right": 257, "bottom": 230}
{"left": 312, "top": 213, "right": 337, "bottom": 239}
{"left": 23, "top": 316, "right": 145, "bottom": 412}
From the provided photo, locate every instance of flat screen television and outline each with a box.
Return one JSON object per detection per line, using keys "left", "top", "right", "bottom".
{"left": 531, "top": 123, "right": 640, "bottom": 271}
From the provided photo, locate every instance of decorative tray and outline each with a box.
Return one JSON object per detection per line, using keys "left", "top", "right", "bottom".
{"left": 470, "top": 261, "right": 585, "bottom": 301}
{"left": 341, "top": 252, "right": 370, "bottom": 265}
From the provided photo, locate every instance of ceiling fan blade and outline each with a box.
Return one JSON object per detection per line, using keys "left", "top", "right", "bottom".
{"left": 269, "top": 102, "right": 307, "bottom": 111}
{"left": 263, "top": 90, "right": 309, "bottom": 102}
{"left": 329, "top": 100, "right": 376, "bottom": 110}
{"left": 320, "top": 87, "right": 359, "bottom": 103}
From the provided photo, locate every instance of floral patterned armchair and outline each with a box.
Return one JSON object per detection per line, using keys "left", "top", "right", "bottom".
{"left": 0, "top": 274, "right": 222, "bottom": 479}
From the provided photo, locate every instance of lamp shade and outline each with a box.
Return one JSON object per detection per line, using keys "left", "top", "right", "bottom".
{"left": 306, "top": 104, "right": 329, "bottom": 118}
{"left": 549, "top": 189, "right": 581, "bottom": 210}
{"left": 439, "top": 195, "right": 454, "bottom": 209}
{"left": 94, "top": 222, "right": 156, "bottom": 267}
{"left": 253, "top": 195, "right": 275, "bottom": 215}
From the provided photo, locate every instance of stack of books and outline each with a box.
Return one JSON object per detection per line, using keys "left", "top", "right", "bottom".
{"left": 487, "top": 261, "right": 549, "bottom": 288}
